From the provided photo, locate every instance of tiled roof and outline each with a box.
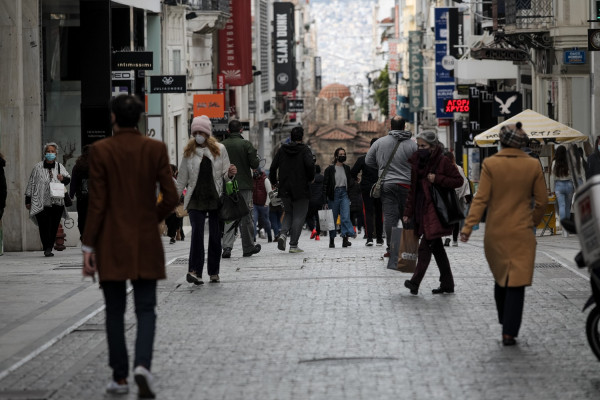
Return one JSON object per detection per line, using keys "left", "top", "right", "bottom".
{"left": 356, "top": 120, "right": 382, "bottom": 133}
{"left": 318, "top": 83, "right": 351, "bottom": 99}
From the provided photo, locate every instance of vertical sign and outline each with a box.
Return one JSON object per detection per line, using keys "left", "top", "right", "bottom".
{"left": 408, "top": 31, "right": 423, "bottom": 112}
{"left": 274, "top": 2, "right": 296, "bottom": 92}
{"left": 314, "top": 56, "right": 322, "bottom": 92}
{"left": 217, "top": 73, "right": 225, "bottom": 90}
{"left": 435, "top": 7, "right": 455, "bottom": 119}
{"left": 218, "top": 0, "right": 252, "bottom": 86}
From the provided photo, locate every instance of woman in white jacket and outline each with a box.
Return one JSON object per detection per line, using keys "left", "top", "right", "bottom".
{"left": 177, "top": 116, "right": 236, "bottom": 284}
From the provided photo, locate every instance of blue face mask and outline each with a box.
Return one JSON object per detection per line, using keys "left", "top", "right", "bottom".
{"left": 45, "top": 153, "right": 56, "bottom": 161}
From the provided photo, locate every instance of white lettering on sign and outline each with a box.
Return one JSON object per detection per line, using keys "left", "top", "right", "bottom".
{"left": 276, "top": 13, "right": 288, "bottom": 64}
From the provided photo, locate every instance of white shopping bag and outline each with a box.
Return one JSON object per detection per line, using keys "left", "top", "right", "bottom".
{"left": 318, "top": 209, "right": 335, "bottom": 231}
{"left": 49, "top": 182, "right": 65, "bottom": 198}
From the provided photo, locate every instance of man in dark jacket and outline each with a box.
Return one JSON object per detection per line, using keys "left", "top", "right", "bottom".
{"left": 269, "top": 126, "right": 315, "bottom": 253}
{"left": 351, "top": 138, "right": 383, "bottom": 246}
{"left": 306, "top": 165, "right": 324, "bottom": 238}
{"left": 221, "top": 120, "right": 261, "bottom": 258}
{"left": 587, "top": 136, "right": 600, "bottom": 179}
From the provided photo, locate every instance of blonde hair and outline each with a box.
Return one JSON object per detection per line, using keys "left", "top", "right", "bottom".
{"left": 183, "top": 136, "right": 221, "bottom": 158}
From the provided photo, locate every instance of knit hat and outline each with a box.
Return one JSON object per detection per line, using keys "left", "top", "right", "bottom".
{"left": 416, "top": 131, "right": 439, "bottom": 146}
{"left": 191, "top": 115, "right": 212, "bottom": 135}
{"left": 499, "top": 122, "right": 529, "bottom": 149}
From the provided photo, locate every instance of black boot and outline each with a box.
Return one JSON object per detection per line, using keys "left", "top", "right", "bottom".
{"left": 342, "top": 236, "right": 352, "bottom": 247}
{"left": 329, "top": 238, "right": 335, "bottom": 248}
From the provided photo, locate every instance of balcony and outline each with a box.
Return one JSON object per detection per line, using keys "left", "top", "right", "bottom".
{"left": 504, "top": 0, "right": 553, "bottom": 33}
{"left": 183, "top": 0, "right": 231, "bottom": 34}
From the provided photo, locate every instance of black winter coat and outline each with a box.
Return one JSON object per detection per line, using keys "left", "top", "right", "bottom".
{"left": 350, "top": 155, "right": 378, "bottom": 190}
{"left": 269, "top": 142, "right": 315, "bottom": 200}
{"left": 322, "top": 163, "right": 356, "bottom": 202}
{"left": 309, "top": 173, "right": 325, "bottom": 206}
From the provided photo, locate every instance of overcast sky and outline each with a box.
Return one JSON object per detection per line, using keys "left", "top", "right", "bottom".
{"left": 310, "top": 0, "right": 394, "bottom": 89}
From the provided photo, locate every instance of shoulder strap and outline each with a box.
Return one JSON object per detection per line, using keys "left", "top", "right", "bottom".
{"left": 378, "top": 140, "right": 402, "bottom": 181}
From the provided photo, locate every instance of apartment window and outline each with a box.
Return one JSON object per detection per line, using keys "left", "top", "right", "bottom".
{"left": 172, "top": 49, "right": 181, "bottom": 74}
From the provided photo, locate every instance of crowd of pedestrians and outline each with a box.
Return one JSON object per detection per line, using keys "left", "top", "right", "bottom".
{"left": 12, "top": 95, "right": 600, "bottom": 397}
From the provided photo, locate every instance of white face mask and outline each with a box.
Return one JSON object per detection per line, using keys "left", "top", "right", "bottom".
{"left": 195, "top": 134, "right": 206, "bottom": 145}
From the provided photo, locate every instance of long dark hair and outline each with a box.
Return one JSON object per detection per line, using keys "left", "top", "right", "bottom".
{"left": 333, "top": 147, "right": 346, "bottom": 164}
{"left": 553, "top": 145, "right": 569, "bottom": 177}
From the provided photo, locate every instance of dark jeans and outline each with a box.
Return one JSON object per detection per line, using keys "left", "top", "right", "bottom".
{"left": 381, "top": 184, "right": 409, "bottom": 248}
{"left": 35, "top": 205, "right": 64, "bottom": 250}
{"left": 270, "top": 208, "right": 282, "bottom": 237}
{"left": 409, "top": 237, "right": 455, "bottom": 289}
{"left": 102, "top": 279, "right": 157, "bottom": 381}
{"left": 253, "top": 204, "right": 272, "bottom": 241}
{"left": 76, "top": 196, "right": 88, "bottom": 238}
{"left": 494, "top": 283, "right": 525, "bottom": 337}
{"left": 280, "top": 197, "right": 309, "bottom": 247}
{"left": 305, "top": 203, "right": 321, "bottom": 232}
{"left": 350, "top": 210, "right": 364, "bottom": 231}
{"left": 189, "top": 209, "right": 221, "bottom": 277}
{"left": 361, "top": 188, "right": 383, "bottom": 241}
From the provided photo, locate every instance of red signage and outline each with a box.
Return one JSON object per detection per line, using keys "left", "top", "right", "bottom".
{"left": 444, "top": 99, "right": 470, "bottom": 113}
{"left": 218, "top": 0, "right": 252, "bottom": 86}
{"left": 217, "top": 74, "right": 225, "bottom": 90}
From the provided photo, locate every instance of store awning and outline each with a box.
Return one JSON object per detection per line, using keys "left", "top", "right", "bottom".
{"left": 474, "top": 109, "right": 590, "bottom": 147}
{"left": 112, "top": 0, "right": 160, "bottom": 13}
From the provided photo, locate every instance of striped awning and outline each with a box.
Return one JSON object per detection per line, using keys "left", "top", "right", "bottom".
{"left": 474, "top": 109, "right": 589, "bottom": 147}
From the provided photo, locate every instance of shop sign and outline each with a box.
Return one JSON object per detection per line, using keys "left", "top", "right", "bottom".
{"left": 286, "top": 99, "right": 304, "bottom": 113}
{"left": 273, "top": 2, "right": 296, "bottom": 91}
{"left": 218, "top": 0, "right": 252, "bottom": 86}
{"left": 193, "top": 94, "right": 225, "bottom": 118}
{"left": 112, "top": 51, "right": 153, "bottom": 70}
{"left": 149, "top": 75, "right": 187, "bottom": 93}
{"left": 564, "top": 49, "right": 586, "bottom": 64}
{"left": 436, "top": 43, "right": 454, "bottom": 83}
{"left": 409, "top": 31, "right": 423, "bottom": 112}
{"left": 112, "top": 71, "right": 134, "bottom": 80}
{"left": 492, "top": 92, "right": 522, "bottom": 117}
{"left": 436, "top": 85, "right": 455, "bottom": 119}
{"left": 444, "top": 99, "right": 470, "bottom": 113}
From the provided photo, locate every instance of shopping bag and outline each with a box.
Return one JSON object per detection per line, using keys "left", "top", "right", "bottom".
{"left": 219, "top": 190, "right": 249, "bottom": 222}
{"left": 318, "top": 209, "right": 335, "bottom": 231}
{"left": 386, "top": 226, "right": 403, "bottom": 270}
{"left": 397, "top": 229, "right": 418, "bottom": 273}
{"left": 175, "top": 204, "right": 188, "bottom": 218}
{"left": 50, "top": 182, "right": 65, "bottom": 198}
{"left": 430, "top": 184, "right": 464, "bottom": 226}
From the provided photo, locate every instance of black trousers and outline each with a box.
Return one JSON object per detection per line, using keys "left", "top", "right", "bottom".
{"left": 410, "top": 237, "right": 454, "bottom": 289}
{"left": 35, "top": 205, "right": 64, "bottom": 250}
{"left": 165, "top": 212, "right": 180, "bottom": 238}
{"left": 361, "top": 188, "right": 383, "bottom": 241}
{"left": 305, "top": 203, "right": 321, "bottom": 232}
{"left": 76, "top": 196, "right": 89, "bottom": 238}
{"left": 494, "top": 283, "right": 525, "bottom": 337}
{"left": 102, "top": 279, "right": 157, "bottom": 381}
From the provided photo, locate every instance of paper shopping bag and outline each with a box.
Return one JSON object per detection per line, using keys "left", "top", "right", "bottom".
{"left": 397, "top": 228, "right": 418, "bottom": 273}
{"left": 318, "top": 209, "right": 335, "bottom": 231}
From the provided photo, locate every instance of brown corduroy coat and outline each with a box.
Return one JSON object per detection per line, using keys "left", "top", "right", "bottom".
{"left": 82, "top": 129, "right": 178, "bottom": 282}
{"left": 461, "top": 148, "right": 548, "bottom": 287}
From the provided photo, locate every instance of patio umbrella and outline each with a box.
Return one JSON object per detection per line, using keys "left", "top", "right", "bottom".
{"left": 474, "top": 109, "right": 589, "bottom": 147}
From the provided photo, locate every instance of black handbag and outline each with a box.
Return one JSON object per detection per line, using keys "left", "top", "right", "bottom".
{"left": 219, "top": 180, "right": 249, "bottom": 222}
{"left": 430, "top": 184, "right": 464, "bottom": 226}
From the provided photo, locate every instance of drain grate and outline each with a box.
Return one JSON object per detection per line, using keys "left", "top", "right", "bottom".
{"left": 170, "top": 257, "right": 189, "bottom": 265}
{"left": 54, "top": 264, "right": 83, "bottom": 270}
{"left": 535, "top": 262, "right": 562, "bottom": 269}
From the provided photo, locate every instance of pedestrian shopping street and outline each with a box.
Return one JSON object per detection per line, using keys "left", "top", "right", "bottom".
{"left": 0, "top": 227, "right": 598, "bottom": 400}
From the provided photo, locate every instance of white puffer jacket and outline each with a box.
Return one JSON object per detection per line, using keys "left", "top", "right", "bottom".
{"left": 176, "top": 144, "right": 232, "bottom": 210}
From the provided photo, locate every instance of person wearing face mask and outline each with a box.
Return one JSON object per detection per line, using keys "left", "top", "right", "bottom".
{"left": 402, "top": 131, "right": 463, "bottom": 296}
{"left": 586, "top": 136, "right": 600, "bottom": 179}
{"left": 25, "top": 142, "right": 71, "bottom": 256}
{"left": 176, "top": 115, "right": 237, "bottom": 284}
{"left": 322, "top": 147, "right": 356, "bottom": 248}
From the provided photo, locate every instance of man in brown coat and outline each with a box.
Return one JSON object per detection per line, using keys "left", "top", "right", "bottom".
{"left": 461, "top": 124, "right": 547, "bottom": 346}
{"left": 82, "top": 95, "right": 178, "bottom": 398}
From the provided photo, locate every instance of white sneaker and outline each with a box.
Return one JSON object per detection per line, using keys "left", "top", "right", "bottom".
{"left": 452, "top": 241, "right": 458, "bottom": 247}
{"left": 289, "top": 247, "right": 304, "bottom": 253}
{"left": 106, "top": 380, "right": 129, "bottom": 395}
{"left": 134, "top": 366, "right": 156, "bottom": 399}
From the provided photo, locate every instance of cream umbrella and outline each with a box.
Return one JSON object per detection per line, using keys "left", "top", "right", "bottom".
{"left": 474, "top": 109, "right": 589, "bottom": 147}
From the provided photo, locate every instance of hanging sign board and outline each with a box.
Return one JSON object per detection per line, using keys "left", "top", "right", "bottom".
{"left": 112, "top": 51, "right": 153, "bottom": 70}
{"left": 149, "top": 75, "right": 187, "bottom": 93}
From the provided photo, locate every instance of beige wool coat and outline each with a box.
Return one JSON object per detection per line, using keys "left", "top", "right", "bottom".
{"left": 83, "top": 129, "right": 178, "bottom": 282}
{"left": 461, "top": 148, "right": 548, "bottom": 287}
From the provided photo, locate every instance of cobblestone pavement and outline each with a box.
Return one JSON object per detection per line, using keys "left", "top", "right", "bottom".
{"left": 0, "top": 227, "right": 599, "bottom": 400}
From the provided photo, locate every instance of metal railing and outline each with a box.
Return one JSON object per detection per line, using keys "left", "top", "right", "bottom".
{"left": 505, "top": 0, "right": 553, "bottom": 31}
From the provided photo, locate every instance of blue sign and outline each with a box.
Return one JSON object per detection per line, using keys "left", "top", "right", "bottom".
{"left": 564, "top": 50, "right": 586, "bottom": 64}
{"left": 436, "top": 85, "right": 455, "bottom": 119}
{"left": 397, "top": 95, "right": 414, "bottom": 122}
{"left": 434, "top": 8, "right": 449, "bottom": 42}
{"left": 435, "top": 43, "right": 453, "bottom": 83}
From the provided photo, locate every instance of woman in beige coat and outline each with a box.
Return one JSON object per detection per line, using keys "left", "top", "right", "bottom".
{"left": 460, "top": 123, "right": 547, "bottom": 346}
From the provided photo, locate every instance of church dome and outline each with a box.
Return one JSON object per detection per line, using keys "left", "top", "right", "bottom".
{"left": 318, "top": 83, "right": 351, "bottom": 99}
